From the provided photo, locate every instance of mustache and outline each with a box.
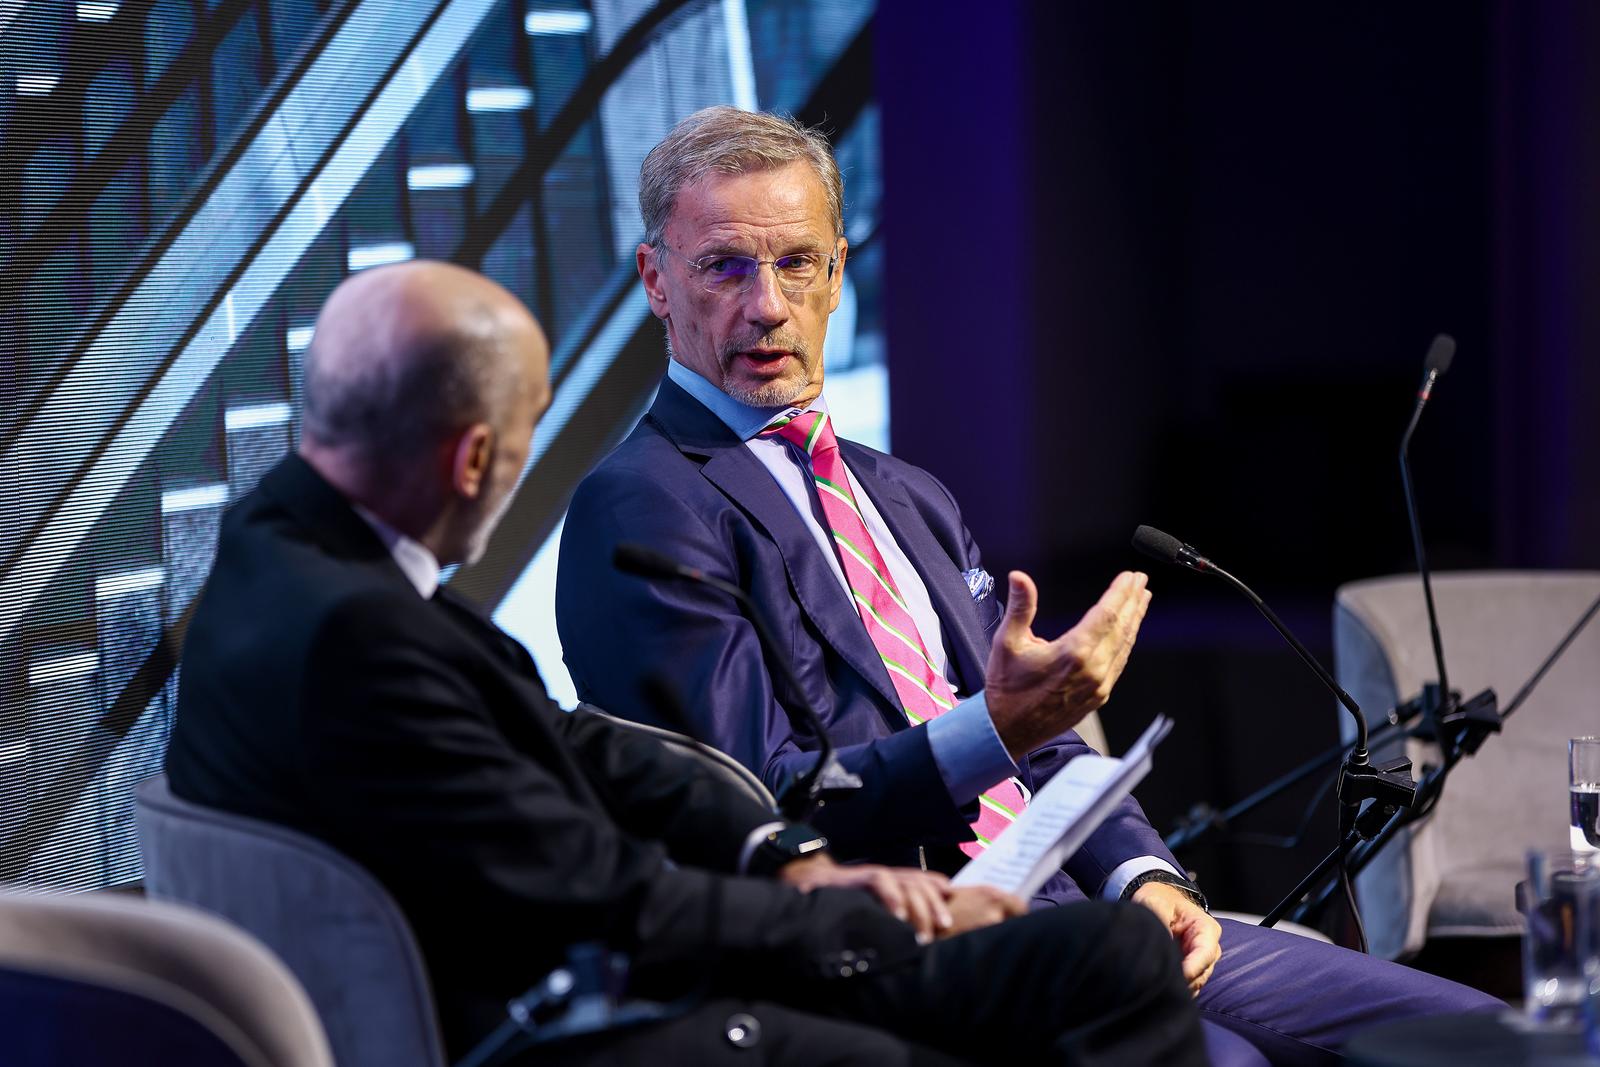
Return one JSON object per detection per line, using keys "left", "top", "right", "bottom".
{"left": 718, "top": 334, "right": 810, "bottom": 364}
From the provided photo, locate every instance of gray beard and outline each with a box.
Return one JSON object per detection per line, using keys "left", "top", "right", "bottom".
{"left": 461, "top": 466, "right": 524, "bottom": 566}
{"left": 665, "top": 333, "right": 812, "bottom": 408}
{"left": 720, "top": 371, "right": 809, "bottom": 408}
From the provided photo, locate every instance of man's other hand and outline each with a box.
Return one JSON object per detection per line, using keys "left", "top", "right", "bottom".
{"left": 777, "top": 854, "right": 955, "bottom": 942}
{"left": 941, "top": 884, "right": 1027, "bottom": 938}
{"left": 1132, "top": 881, "right": 1222, "bottom": 996}
{"left": 985, "top": 570, "right": 1152, "bottom": 759}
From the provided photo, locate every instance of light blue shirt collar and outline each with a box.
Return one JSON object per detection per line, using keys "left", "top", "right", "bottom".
{"left": 665, "top": 359, "right": 827, "bottom": 442}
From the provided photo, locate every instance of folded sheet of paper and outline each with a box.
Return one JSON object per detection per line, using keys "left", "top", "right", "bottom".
{"left": 951, "top": 716, "right": 1174, "bottom": 899}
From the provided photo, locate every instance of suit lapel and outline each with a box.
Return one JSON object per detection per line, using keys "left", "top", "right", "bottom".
{"left": 649, "top": 381, "right": 906, "bottom": 721}
{"left": 841, "top": 444, "right": 992, "bottom": 695}
{"left": 842, "top": 447, "right": 1038, "bottom": 782}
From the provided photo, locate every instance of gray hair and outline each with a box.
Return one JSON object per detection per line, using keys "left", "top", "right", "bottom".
{"left": 301, "top": 309, "right": 513, "bottom": 468}
{"left": 639, "top": 106, "right": 843, "bottom": 248}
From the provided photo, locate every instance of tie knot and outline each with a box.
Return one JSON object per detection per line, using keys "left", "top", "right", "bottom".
{"left": 762, "top": 409, "right": 836, "bottom": 457}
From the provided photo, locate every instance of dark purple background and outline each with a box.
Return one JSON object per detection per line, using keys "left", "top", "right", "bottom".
{"left": 875, "top": 1, "right": 1600, "bottom": 917}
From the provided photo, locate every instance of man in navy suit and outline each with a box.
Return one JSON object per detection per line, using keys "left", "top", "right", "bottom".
{"left": 556, "top": 106, "right": 1502, "bottom": 1066}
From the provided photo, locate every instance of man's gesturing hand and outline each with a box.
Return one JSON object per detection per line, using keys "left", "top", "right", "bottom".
{"left": 985, "top": 570, "right": 1152, "bottom": 759}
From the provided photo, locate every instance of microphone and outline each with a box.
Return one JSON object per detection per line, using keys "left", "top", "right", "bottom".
{"left": 613, "top": 542, "right": 705, "bottom": 584}
{"left": 612, "top": 542, "right": 862, "bottom": 820}
{"left": 1399, "top": 335, "right": 1456, "bottom": 719}
{"left": 1132, "top": 526, "right": 1416, "bottom": 816}
{"left": 1129, "top": 526, "right": 1211, "bottom": 573}
{"left": 1131, "top": 526, "right": 1373, "bottom": 755}
{"left": 1134, "top": 525, "right": 1416, "bottom": 944}
{"left": 1417, "top": 333, "right": 1455, "bottom": 404}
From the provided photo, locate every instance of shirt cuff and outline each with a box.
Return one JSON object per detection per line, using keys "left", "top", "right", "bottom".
{"left": 1100, "top": 856, "right": 1184, "bottom": 901}
{"left": 926, "top": 691, "right": 1020, "bottom": 806}
{"left": 737, "top": 821, "right": 787, "bottom": 875}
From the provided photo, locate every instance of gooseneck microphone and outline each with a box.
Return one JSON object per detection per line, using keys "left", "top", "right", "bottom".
{"left": 1134, "top": 526, "right": 1416, "bottom": 945}
{"left": 1399, "top": 334, "right": 1456, "bottom": 710}
{"left": 1131, "top": 525, "right": 1369, "bottom": 755}
{"left": 612, "top": 543, "right": 862, "bottom": 820}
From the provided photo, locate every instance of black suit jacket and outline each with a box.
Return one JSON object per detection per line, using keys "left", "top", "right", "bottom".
{"left": 166, "top": 456, "right": 915, "bottom": 1057}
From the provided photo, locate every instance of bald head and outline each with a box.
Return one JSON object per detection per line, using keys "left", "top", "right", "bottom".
{"left": 299, "top": 261, "right": 550, "bottom": 563}
{"left": 302, "top": 261, "right": 547, "bottom": 469}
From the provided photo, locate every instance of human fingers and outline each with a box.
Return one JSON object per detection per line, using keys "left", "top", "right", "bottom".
{"left": 1189, "top": 957, "right": 1218, "bottom": 996}
{"left": 975, "top": 885, "right": 1028, "bottom": 919}
{"left": 859, "top": 867, "right": 911, "bottom": 925}
{"left": 1177, "top": 914, "right": 1222, "bottom": 990}
{"left": 1101, "top": 585, "right": 1153, "bottom": 685}
{"left": 942, "top": 886, "right": 1026, "bottom": 937}
{"left": 1057, "top": 572, "right": 1138, "bottom": 654}
{"left": 999, "top": 571, "right": 1039, "bottom": 645}
{"left": 1082, "top": 572, "right": 1149, "bottom": 663}
{"left": 898, "top": 871, "right": 954, "bottom": 940}
{"left": 1187, "top": 947, "right": 1219, "bottom": 995}
{"left": 1099, "top": 573, "right": 1148, "bottom": 651}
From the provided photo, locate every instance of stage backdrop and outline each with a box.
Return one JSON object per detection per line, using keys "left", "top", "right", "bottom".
{"left": 0, "top": 0, "right": 884, "bottom": 892}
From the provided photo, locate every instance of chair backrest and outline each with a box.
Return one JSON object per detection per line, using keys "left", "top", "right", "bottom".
{"left": 0, "top": 888, "right": 332, "bottom": 1067}
{"left": 135, "top": 775, "right": 449, "bottom": 1067}
{"left": 581, "top": 704, "right": 779, "bottom": 810}
{"left": 1333, "top": 570, "right": 1600, "bottom": 957}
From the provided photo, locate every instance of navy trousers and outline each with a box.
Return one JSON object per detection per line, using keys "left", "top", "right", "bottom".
{"left": 1195, "top": 918, "right": 1503, "bottom": 1066}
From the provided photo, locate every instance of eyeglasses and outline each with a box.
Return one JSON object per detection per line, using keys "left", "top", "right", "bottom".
{"left": 658, "top": 243, "right": 840, "bottom": 295}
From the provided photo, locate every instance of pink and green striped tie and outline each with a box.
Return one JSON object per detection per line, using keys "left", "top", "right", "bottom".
{"left": 764, "top": 408, "right": 1027, "bottom": 856}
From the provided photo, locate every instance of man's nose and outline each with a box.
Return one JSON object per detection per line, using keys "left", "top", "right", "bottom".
{"left": 743, "top": 263, "right": 790, "bottom": 327}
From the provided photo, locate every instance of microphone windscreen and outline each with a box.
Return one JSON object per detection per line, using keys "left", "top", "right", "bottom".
{"left": 1131, "top": 525, "right": 1184, "bottom": 564}
{"left": 1424, "top": 334, "right": 1455, "bottom": 378}
{"left": 613, "top": 543, "right": 684, "bottom": 580}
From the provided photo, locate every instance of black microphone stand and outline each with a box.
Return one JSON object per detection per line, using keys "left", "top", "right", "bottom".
{"left": 1131, "top": 527, "right": 1418, "bottom": 947}
{"left": 1164, "top": 690, "right": 1432, "bottom": 852}
{"left": 1189, "top": 560, "right": 1418, "bottom": 936}
{"left": 1266, "top": 339, "right": 1496, "bottom": 927}
{"left": 1162, "top": 329, "right": 1599, "bottom": 927}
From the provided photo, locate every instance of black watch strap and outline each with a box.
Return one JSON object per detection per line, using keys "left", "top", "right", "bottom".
{"left": 748, "top": 824, "right": 829, "bottom": 879}
{"left": 1121, "top": 870, "right": 1210, "bottom": 913}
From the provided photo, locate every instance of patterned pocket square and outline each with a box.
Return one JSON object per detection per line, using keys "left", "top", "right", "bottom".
{"left": 962, "top": 567, "right": 995, "bottom": 603}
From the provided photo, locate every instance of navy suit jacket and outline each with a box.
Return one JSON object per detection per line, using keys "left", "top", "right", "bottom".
{"left": 557, "top": 378, "right": 1181, "bottom": 903}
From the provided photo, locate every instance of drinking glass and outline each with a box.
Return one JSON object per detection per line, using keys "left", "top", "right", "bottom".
{"left": 1523, "top": 849, "right": 1598, "bottom": 1028}
{"left": 1572, "top": 737, "right": 1600, "bottom": 855}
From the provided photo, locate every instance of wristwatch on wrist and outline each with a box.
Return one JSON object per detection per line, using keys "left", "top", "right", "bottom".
{"left": 749, "top": 824, "right": 829, "bottom": 878}
{"left": 1122, "top": 870, "right": 1211, "bottom": 913}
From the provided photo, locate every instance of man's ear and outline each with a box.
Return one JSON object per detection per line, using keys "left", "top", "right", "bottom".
{"left": 637, "top": 243, "right": 670, "bottom": 318}
{"left": 451, "top": 423, "right": 495, "bottom": 499}
{"left": 827, "top": 237, "right": 849, "bottom": 314}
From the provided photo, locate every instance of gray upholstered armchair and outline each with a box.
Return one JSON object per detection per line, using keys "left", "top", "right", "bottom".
{"left": 135, "top": 775, "right": 449, "bottom": 1067}
{"left": 0, "top": 887, "right": 331, "bottom": 1066}
{"left": 1332, "top": 571, "right": 1600, "bottom": 960}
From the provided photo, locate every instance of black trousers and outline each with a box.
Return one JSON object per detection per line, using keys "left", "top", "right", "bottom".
{"left": 539, "top": 901, "right": 1207, "bottom": 1066}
